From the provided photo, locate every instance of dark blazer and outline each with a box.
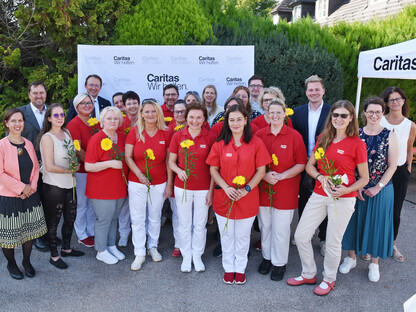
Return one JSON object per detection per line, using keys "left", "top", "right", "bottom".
{"left": 291, "top": 102, "right": 331, "bottom": 153}
{"left": 67, "top": 95, "right": 111, "bottom": 122}
{"left": 19, "top": 103, "right": 45, "bottom": 160}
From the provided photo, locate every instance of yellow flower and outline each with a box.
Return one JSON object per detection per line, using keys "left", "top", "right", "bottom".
{"left": 124, "top": 127, "right": 130, "bottom": 135}
{"left": 73, "top": 140, "right": 81, "bottom": 152}
{"left": 286, "top": 108, "right": 294, "bottom": 117}
{"left": 174, "top": 125, "right": 184, "bottom": 132}
{"left": 314, "top": 147, "right": 325, "bottom": 160}
{"left": 164, "top": 117, "right": 173, "bottom": 122}
{"left": 272, "top": 154, "right": 278, "bottom": 166}
{"left": 146, "top": 149, "right": 155, "bottom": 161}
{"left": 232, "top": 176, "right": 246, "bottom": 186}
{"left": 101, "top": 138, "right": 113, "bottom": 151}
{"left": 88, "top": 117, "right": 99, "bottom": 127}
{"left": 122, "top": 112, "right": 126, "bottom": 117}
{"left": 218, "top": 116, "right": 224, "bottom": 122}
{"left": 180, "top": 139, "right": 195, "bottom": 149}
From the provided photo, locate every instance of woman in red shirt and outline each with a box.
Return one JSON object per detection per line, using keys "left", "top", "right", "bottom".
{"left": 121, "top": 91, "right": 140, "bottom": 134}
{"left": 85, "top": 107, "right": 128, "bottom": 265}
{"left": 256, "top": 99, "right": 307, "bottom": 281}
{"left": 206, "top": 104, "right": 271, "bottom": 285}
{"left": 125, "top": 100, "right": 173, "bottom": 271}
{"left": 287, "top": 100, "right": 369, "bottom": 296}
{"left": 169, "top": 103, "right": 215, "bottom": 273}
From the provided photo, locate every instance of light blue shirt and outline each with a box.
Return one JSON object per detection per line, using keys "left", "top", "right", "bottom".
{"left": 307, "top": 101, "right": 323, "bottom": 157}
{"left": 30, "top": 102, "right": 46, "bottom": 129}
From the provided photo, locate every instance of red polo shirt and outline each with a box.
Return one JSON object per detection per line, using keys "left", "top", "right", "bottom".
{"left": 256, "top": 125, "right": 307, "bottom": 209}
{"left": 84, "top": 130, "right": 128, "bottom": 200}
{"left": 252, "top": 115, "right": 268, "bottom": 130}
{"left": 161, "top": 103, "right": 174, "bottom": 118}
{"left": 169, "top": 126, "right": 216, "bottom": 190}
{"left": 126, "top": 126, "right": 172, "bottom": 184}
{"left": 206, "top": 136, "right": 271, "bottom": 219}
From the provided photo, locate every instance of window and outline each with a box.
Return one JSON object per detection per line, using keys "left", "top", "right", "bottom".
{"left": 316, "top": 0, "right": 328, "bottom": 18}
{"left": 292, "top": 5, "right": 302, "bottom": 22}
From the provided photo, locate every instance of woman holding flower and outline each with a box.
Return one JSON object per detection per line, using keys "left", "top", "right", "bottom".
{"left": 84, "top": 107, "right": 127, "bottom": 265}
{"left": 206, "top": 104, "right": 270, "bottom": 285}
{"left": 168, "top": 100, "right": 187, "bottom": 133}
{"left": 255, "top": 99, "right": 307, "bottom": 281}
{"left": 67, "top": 93, "right": 97, "bottom": 248}
{"left": 287, "top": 100, "right": 369, "bottom": 296}
{"left": 125, "top": 100, "right": 173, "bottom": 270}
{"left": 169, "top": 102, "right": 216, "bottom": 273}
{"left": 38, "top": 104, "right": 85, "bottom": 269}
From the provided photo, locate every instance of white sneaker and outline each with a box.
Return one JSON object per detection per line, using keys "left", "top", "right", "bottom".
{"left": 368, "top": 263, "right": 380, "bottom": 282}
{"left": 320, "top": 241, "right": 326, "bottom": 257}
{"left": 96, "top": 250, "right": 118, "bottom": 264}
{"left": 118, "top": 236, "right": 128, "bottom": 247}
{"left": 148, "top": 247, "right": 162, "bottom": 262}
{"left": 131, "top": 256, "right": 146, "bottom": 271}
{"left": 290, "top": 238, "right": 296, "bottom": 246}
{"left": 339, "top": 256, "right": 356, "bottom": 274}
{"left": 107, "top": 246, "right": 125, "bottom": 260}
{"left": 181, "top": 256, "right": 192, "bottom": 273}
{"left": 193, "top": 257, "right": 205, "bottom": 272}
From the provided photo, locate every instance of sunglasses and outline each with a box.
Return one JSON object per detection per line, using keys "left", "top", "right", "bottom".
{"left": 52, "top": 113, "right": 66, "bottom": 119}
{"left": 332, "top": 113, "right": 350, "bottom": 119}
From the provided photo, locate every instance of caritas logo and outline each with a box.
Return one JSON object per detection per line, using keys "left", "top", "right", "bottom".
{"left": 113, "top": 56, "right": 135, "bottom": 65}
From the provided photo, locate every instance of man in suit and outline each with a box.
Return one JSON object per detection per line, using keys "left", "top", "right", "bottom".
{"left": 291, "top": 75, "right": 331, "bottom": 256}
{"left": 67, "top": 74, "right": 111, "bottom": 121}
{"left": 19, "top": 81, "right": 49, "bottom": 251}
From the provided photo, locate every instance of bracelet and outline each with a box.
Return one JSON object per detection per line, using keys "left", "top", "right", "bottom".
{"left": 315, "top": 174, "right": 323, "bottom": 180}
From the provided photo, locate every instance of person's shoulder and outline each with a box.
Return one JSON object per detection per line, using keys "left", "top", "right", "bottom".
{"left": 293, "top": 103, "right": 308, "bottom": 112}
{"left": 255, "top": 126, "right": 268, "bottom": 137}
{"left": 18, "top": 103, "right": 31, "bottom": 112}
{"left": 98, "top": 96, "right": 111, "bottom": 106}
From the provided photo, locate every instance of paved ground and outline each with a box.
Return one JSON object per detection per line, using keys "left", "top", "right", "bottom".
{"left": 1, "top": 171, "right": 415, "bottom": 312}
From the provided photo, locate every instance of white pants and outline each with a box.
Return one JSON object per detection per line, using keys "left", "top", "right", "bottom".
{"left": 74, "top": 173, "right": 95, "bottom": 240}
{"left": 258, "top": 207, "right": 294, "bottom": 266}
{"left": 174, "top": 187, "right": 209, "bottom": 259}
{"left": 118, "top": 197, "right": 131, "bottom": 238}
{"left": 169, "top": 197, "right": 179, "bottom": 249}
{"left": 295, "top": 193, "right": 356, "bottom": 283}
{"left": 216, "top": 214, "right": 255, "bottom": 274}
{"left": 128, "top": 181, "right": 166, "bottom": 256}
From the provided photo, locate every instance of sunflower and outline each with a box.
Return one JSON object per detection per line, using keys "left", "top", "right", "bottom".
{"left": 146, "top": 149, "right": 155, "bottom": 161}
{"left": 73, "top": 140, "right": 81, "bottom": 152}
{"left": 101, "top": 138, "right": 113, "bottom": 151}
{"left": 232, "top": 176, "right": 246, "bottom": 186}
{"left": 314, "top": 147, "right": 325, "bottom": 160}
{"left": 272, "top": 154, "right": 279, "bottom": 166}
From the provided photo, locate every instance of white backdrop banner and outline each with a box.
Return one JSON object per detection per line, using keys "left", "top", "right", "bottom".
{"left": 77, "top": 45, "right": 255, "bottom": 106}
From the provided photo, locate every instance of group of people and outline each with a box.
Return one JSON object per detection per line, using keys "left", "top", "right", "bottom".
{"left": 0, "top": 73, "right": 414, "bottom": 297}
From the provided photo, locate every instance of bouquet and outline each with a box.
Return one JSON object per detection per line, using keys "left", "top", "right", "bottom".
{"left": 179, "top": 139, "right": 195, "bottom": 203}
{"left": 63, "top": 139, "right": 80, "bottom": 201}
{"left": 101, "top": 137, "right": 128, "bottom": 185}
{"left": 222, "top": 176, "right": 246, "bottom": 237}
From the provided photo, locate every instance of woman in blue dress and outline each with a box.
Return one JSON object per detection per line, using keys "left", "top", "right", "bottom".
{"left": 340, "top": 96, "right": 398, "bottom": 282}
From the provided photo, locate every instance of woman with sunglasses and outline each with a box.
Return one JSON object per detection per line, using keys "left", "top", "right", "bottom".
{"left": 287, "top": 100, "right": 369, "bottom": 296}
{"left": 340, "top": 97, "right": 398, "bottom": 282}
{"left": 67, "top": 93, "right": 97, "bottom": 248}
{"left": 202, "top": 85, "right": 223, "bottom": 126}
{"left": 184, "top": 91, "right": 202, "bottom": 105}
{"left": 380, "top": 87, "right": 416, "bottom": 262}
{"left": 251, "top": 87, "right": 286, "bottom": 130}
{"left": 38, "top": 104, "right": 85, "bottom": 269}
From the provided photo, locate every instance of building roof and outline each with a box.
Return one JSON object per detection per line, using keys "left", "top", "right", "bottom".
{"left": 271, "top": 0, "right": 293, "bottom": 14}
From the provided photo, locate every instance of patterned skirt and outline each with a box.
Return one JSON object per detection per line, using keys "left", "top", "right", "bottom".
{"left": 0, "top": 192, "right": 47, "bottom": 248}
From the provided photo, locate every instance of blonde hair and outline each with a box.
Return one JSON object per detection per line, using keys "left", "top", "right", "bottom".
{"left": 99, "top": 106, "right": 123, "bottom": 128}
{"left": 305, "top": 75, "right": 324, "bottom": 89}
{"left": 202, "top": 85, "right": 218, "bottom": 116}
{"left": 258, "top": 86, "right": 285, "bottom": 110}
{"left": 136, "top": 100, "right": 167, "bottom": 142}
{"left": 73, "top": 93, "right": 94, "bottom": 113}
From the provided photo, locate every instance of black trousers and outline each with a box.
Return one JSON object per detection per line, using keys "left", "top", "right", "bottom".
{"left": 392, "top": 163, "right": 411, "bottom": 240}
{"left": 42, "top": 183, "right": 77, "bottom": 257}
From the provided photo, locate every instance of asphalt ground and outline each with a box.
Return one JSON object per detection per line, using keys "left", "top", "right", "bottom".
{"left": 1, "top": 171, "right": 415, "bottom": 312}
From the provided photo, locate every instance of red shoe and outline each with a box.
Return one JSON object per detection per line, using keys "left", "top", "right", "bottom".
{"left": 287, "top": 275, "right": 317, "bottom": 286}
{"left": 89, "top": 236, "right": 94, "bottom": 240}
{"left": 78, "top": 237, "right": 94, "bottom": 248}
{"left": 254, "top": 240, "right": 262, "bottom": 251}
{"left": 313, "top": 280, "right": 335, "bottom": 296}
{"left": 235, "top": 273, "right": 246, "bottom": 285}
{"left": 171, "top": 248, "right": 181, "bottom": 258}
{"left": 223, "top": 272, "right": 234, "bottom": 284}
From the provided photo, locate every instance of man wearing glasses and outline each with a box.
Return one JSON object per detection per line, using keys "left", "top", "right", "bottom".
{"left": 161, "top": 84, "right": 179, "bottom": 118}
{"left": 248, "top": 75, "right": 265, "bottom": 113}
{"left": 67, "top": 74, "right": 111, "bottom": 121}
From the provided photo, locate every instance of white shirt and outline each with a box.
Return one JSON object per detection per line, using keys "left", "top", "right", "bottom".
{"left": 93, "top": 97, "right": 100, "bottom": 119}
{"left": 307, "top": 101, "right": 324, "bottom": 157}
{"left": 30, "top": 102, "right": 46, "bottom": 129}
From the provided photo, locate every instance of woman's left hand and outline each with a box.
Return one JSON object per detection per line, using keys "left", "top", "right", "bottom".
{"left": 331, "top": 184, "right": 349, "bottom": 198}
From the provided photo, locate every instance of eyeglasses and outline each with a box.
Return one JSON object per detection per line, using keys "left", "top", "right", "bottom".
{"left": 186, "top": 91, "right": 200, "bottom": 96}
{"left": 249, "top": 84, "right": 263, "bottom": 89}
{"left": 80, "top": 102, "right": 93, "bottom": 106}
{"left": 268, "top": 111, "right": 284, "bottom": 116}
{"left": 174, "top": 110, "right": 186, "bottom": 115}
{"left": 365, "top": 111, "right": 383, "bottom": 116}
{"left": 87, "top": 83, "right": 100, "bottom": 89}
{"left": 164, "top": 93, "right": 178, "bottom": 97}
{"left": 388, "top": 97, "right": 403, "bottom": 104}
{"left": 52, "top": 113, "right": 66, "bottom": 119}
{"left": 263, "top": 98, "right": 274, "bottom": 103}
{"left": 332, "top": 113, "right": 350, "bottom": 119}
{"left": 142, "top": 98, "right": 157, "bottom": 104}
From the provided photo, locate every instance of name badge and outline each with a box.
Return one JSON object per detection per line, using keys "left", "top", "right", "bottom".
{"left": 200, "top": 144, "right": 206, "bottom": 148}
{"left": 337, "top": 149, "right": 344, "bottom": 155}
{"left": 281, "top": 145, "right": 287, "bottom": 149}
{"left": 226, "top": 153, "right": 232, "bottom": 157}
{"left": 159, "top": 141, "right": 165, "bottom": 144}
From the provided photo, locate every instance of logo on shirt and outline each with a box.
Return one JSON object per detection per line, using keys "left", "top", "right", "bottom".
{"left": 337, "top": 149, "right": 345, "bottom": 155}
{"left": 280, "top": 145, "right": 287, "bottom": 149}
{"left": 159, "top": 141, "right": 165, "bottom": 145}
{"left": 226, "top": 153, "right": 233, "bottom": 157}
{"left": 200, "top": 144, "right": 206, "bottom": 148}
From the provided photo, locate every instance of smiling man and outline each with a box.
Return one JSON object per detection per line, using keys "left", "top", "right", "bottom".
{"left": 248, "top": 75, "right": 265, "bottom": 113}
{"left": 161, "top": 84, "right": 179, "bottom": 118}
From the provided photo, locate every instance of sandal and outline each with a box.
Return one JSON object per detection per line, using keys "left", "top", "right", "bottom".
{"left": 392, "top": 245, "right": 404, "bottom": 262}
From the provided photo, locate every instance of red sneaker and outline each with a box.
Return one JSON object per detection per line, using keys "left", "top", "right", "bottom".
{"left": 235, "top": 273, "right": 246, "bottom": 285}
{"left": 287, "top": 275, "right": 316, "bottom": 286}
{"left": 255, "top": 240, "right": 262, "bottom": 251}
{"left": 313, "top": 281, "right": 335, "bottom": 296}
{"left": 223, "top": 272, "right": 234, "bottom": 284}
{"left": 78, "top": 237, "right": 94, "bottom": 247}
{"left": 172, "top": 248, "right": 181, "bottom": 258}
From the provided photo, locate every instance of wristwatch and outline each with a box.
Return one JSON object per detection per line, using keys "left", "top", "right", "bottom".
{"left": 378, "top": 182, "right": 384, "bottom": 188}
{"left": 244, "top": 185, "right": 252, "bottom": 192}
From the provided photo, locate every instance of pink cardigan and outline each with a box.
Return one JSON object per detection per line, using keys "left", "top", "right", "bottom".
{"left": 0, "top": 137, "right": 39, "bottom": 197}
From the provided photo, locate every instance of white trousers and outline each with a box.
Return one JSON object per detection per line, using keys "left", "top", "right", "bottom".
{"left": 74, "top": 173, "right": 95, "bottom": 240}
{"left": 118, "top": 197, "right": 131, "bottom": 238}
{"left": 295, "top": 193, "right": 356, "bottom": 283}
{"left": 169, "top": 197, "right": 179, "bottom": 249}
{"left": 174, "top": 187, "right": 209, "bottom": 259}
{"left": 216, "top": 214, "right": 255, "bottom": 274}
{"left": 258, "top": 207, "right": 294, "bottom": 266}
{"left": 128, "top": 181, "right": 166, "bottom": 256}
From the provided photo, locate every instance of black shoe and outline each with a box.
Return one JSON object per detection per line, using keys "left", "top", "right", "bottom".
{"left": 213, "top": 243, "right": 222, "bottom": 258}
{"left": 22, "top": 261, "right": 35, "bottom": 278}
{"left": 34, "top": 237, "right": 49, "bottom": 251}
{"left": 270, "top": 265, "right": 286, "bottom": 281}
{"left": 7, "top": 263, "right": 23, "bottom": 280}
{"left": 49, "top": 257, "right": 68, "bottom": 269}
{"left": 258, "top": 258, "right": 272, "bottom": 275}
{"left": 61, "top": 249, "right": 85, "bottom": 257}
